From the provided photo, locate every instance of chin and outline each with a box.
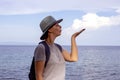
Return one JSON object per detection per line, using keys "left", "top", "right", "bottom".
{"left": 57, "top": 34, "right": 61, "bottom": 37}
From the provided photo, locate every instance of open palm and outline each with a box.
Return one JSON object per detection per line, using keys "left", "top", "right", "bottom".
{"left": 72, "top": 28, "right": 85, "bottom": 38}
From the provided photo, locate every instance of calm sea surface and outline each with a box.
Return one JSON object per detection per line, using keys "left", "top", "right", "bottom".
{"left": 0, "top": 45, "right": 120, "bottom": 80}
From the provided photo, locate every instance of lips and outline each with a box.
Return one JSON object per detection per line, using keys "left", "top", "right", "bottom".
{"left": 59, "top": 30, "right": 62, "bottom": 33}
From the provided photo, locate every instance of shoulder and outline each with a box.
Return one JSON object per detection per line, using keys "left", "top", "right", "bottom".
{"left": 36, "top": 41, "right": 48, "bottom": 49}
{"left": 36, "top": 43, "right": 44, "bottom": 49}
{"left": 34, "top": 43, "right": 46, "bottom": 61}
{"left": 34, "top": 42, "right": 45, "bottom": 53}
{"left": 54, "top": 43, "right": 63, "bottom": 52}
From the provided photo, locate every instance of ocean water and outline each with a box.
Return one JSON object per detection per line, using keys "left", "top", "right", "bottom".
{"left": 0, "top": 45, "right": 120, "bottom": 80}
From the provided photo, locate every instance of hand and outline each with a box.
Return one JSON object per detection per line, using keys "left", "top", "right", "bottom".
{"left": 72, "top": 28, "right": 86, "bottom": 38}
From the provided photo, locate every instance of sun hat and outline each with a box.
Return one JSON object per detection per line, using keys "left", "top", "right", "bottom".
{"left": 40, "top": 16, "right": 63, "bottom": 40}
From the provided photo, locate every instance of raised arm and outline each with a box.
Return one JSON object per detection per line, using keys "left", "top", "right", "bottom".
{"left": 62, "top": 29, "right": 85, "bottom": 62}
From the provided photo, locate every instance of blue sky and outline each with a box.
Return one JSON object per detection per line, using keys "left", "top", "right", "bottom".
{"left": 0, "top": 0, "right": 120, "bottom": 45}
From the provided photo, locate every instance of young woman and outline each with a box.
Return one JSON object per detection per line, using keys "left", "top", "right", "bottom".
{"left": 34, "top": 16, "right": 85, "bottom": 80}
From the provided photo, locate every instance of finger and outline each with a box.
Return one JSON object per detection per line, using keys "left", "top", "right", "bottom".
{"left": 73, "top": 28, "right": 86, "bottom": 37}
{"left": 79, "top": 28, "right": 85, "bottom": 33}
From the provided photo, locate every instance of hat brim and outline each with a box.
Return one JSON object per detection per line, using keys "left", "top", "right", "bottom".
{"left": 40, "top": 19, "right": 63, "bottom": 40}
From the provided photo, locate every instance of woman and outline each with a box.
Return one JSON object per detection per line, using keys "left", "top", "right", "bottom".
{"left": 34, "top": 16, "right": 85, "bottom": 80}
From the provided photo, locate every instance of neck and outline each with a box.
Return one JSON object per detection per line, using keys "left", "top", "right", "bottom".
{"left": 45, "top": 35, "right": 56, "bottom": 45}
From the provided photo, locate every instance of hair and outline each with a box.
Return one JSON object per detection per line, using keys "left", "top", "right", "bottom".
{"left": 42, "top": 31, "right": 48, "bottom": 40}
{"left": 42, "top": 23, "right": 56, "bottom": 40}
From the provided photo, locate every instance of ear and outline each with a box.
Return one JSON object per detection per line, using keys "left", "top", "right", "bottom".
{"left": 48, "top": 25, "right": 55, "bottom": 33}
{"left": 48, "top": 28, "right": 52, "bottom": 33}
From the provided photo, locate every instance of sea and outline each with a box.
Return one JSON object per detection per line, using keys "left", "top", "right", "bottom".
{"left": 0, "top": 45, "right": 120, "bottom": 80}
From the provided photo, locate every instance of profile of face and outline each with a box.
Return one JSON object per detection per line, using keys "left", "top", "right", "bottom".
{"left": 48, "top": 23, "right": 62, "bottom": 37}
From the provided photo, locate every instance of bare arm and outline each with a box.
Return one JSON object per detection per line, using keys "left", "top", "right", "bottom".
{"left": 62, "top": 29, "right": 85, "bottom": 62}
{"left": 35, "top": 61, "right": 45, "bottom": 80}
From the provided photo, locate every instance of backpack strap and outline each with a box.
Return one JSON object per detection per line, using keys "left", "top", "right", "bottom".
{"left": 39, "top": 41, "right": 50, "bottom": 67}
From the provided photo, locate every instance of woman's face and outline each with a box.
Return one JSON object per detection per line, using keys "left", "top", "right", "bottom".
{"left": 48, "top": 23, "right": 62, "bottom": 37}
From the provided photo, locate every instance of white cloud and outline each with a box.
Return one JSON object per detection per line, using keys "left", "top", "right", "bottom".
{"left": 73, "top": 13, "right": 111, "bottom": 29}
{"left": 58, "top": 13, "right": 120, "bottom": 45}
{"left": 66, "top": 13, "right": 120, "bottom": 30}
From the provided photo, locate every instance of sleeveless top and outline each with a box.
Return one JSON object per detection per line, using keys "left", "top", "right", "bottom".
{"left": 34, "top": 43, "right": 65, "bottom": 80}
